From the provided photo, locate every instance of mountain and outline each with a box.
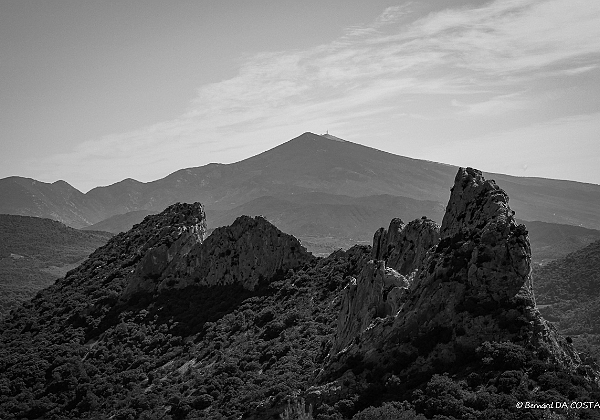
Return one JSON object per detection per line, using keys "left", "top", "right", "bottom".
{"left": 2, "top": 132, "right": 600, "bottom": 233}
{"left": 84, "top": 132, "right": 600, "bottom": 230}
{"left": 0, "top": 168, "right": 598, "bottom": 420}
{"left": 0, "top": 177, "right": 105, "bottom": 228}
{"left": 0, "top": 214, "right": 112, "bottom": 317}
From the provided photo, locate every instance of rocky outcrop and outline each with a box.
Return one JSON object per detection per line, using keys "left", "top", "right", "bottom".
{"left": 321, "top": 168, "right": 587, "bottom": 388}
{"left": 121, "top": 202, "right": 207, "bottom": 297}
{"left": 373, "top": 217, "right": 440, "bottom": 276}
{"left": 439, "top": 167, "right": 531, "bottom": 303}
{"left": 333, "top": 217, "right": 439, "bottom": 354}
{"left": 163, "top": 215, "right": 313, "bottom": 290}
{"left": 333, "top": 262, "right": 410, "bottom": 354}
{"left": 121, "top": 208, "right": 312, "bottom": 298}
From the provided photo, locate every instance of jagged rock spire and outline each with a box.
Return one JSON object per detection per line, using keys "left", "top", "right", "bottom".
{"left": 334, "top": 215, "right": 439, "bottom": 355}
{"left": 436, "top": 167, "right": 532, "bottom": 303}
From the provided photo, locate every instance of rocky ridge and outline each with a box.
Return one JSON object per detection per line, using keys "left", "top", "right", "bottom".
{"left": 120, "top": 205, "right": 312, "bottom": 298}
{"left": 0, "top": 200, "right": 326, "bottom": 419}
{"left": 162, "top": 215, "right": 313, "bottom": 290}
{"left": 317, "top": 167, "right": 596, "bottom": 397}
{"left": 120, "top": 202, "right": 207, "bottom": 297}
{"left": 57, "top": 201, "right": 311, "bottom": 302}
{"left": 333, "top": 218, "right": 439, "bottom": 355}
{"left": 372, "top": 217, "right": 440, "bottom": 276}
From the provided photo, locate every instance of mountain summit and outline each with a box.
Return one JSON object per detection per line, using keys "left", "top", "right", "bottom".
{"left": 321, "top": 133, "right": 347, "bottom": 142}
{"left": 2, "top": 132, "right": 600, "bottom": 232}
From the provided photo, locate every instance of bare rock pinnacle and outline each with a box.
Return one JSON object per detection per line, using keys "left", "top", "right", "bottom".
{"left": 318, "top": 167, "right": 589, "bottom": 396}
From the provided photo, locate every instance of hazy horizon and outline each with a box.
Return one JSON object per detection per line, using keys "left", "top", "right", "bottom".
{"left": 2, "top": 0, "right": 600, "bottom": 191}
{"left": 5, "top": 131, "right": 600, "bottom": 194}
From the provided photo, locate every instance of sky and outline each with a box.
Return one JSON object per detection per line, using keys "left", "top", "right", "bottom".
{"left": 1, "top": 0, "right": 599, "bottom": 192}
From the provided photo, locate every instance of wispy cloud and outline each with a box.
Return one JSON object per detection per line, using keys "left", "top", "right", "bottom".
{"left": 416, "top": 0, "right": 600, "bottom": 76}
{"left": 343, "top": 3, "right": 414, "bottom": 38}
{"left": 451, "top": 93, "right": 530, "bottom": 115}
{"left": 29, "top": 0, "right": 600, "bottom": 189}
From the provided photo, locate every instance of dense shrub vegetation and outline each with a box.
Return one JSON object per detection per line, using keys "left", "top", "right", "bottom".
{"left": 1, "top": 239, "right": 599, "bottom": 419}
{"left": 1, "top": 211, "right": 600, "bottom": 419}
{"left": 534, "top": 240, "right": 600, "bottom": 306}
{"left": 534, "top": 240, "right": 600, "bottom": 362}
{"left": 0, "top": 237, "right": 365, "bottom": 418}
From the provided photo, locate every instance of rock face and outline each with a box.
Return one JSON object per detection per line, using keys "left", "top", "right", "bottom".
{"left": 334, "top": 218, "right": 439, "bottom": 354}
{"left": 322, "top": 167, "right": 586, "bottom": 388}
{"left": 372, "top": 217, "right": 440, "bottom": 276}
{"left": 163, "top": 215, "right": 313, "bottom": 290}
{"left": 333, "top": 262, "right": 408, "bottom": 355}
{"left": 121, "top": 202, "right": 207, "bottom": 297}
{"left": 121, "top": 207, "right": 312, "bottom": 298}
{"left": 439, "top": 167, "right": 531, "bottom": 303}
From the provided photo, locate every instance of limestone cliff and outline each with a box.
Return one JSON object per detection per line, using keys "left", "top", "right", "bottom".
{"left": 120, "top": 202, "right": 207, "bottom": 297}
{"left": 121, "top": 207, "right": 312, "bottom": 298}
{"left": 372, "top": 217, "right": 440, "bottom": 276}
{"left": 320, "top": 167, "right": 591, "bottom": 394}
{"left": 333, "top": 262, "right": 409, "bottom": 355}
{"left": 334, "top": 217, "right": 439, "bottom": 354}
{"left": 162, "top": 215, "right": 313, "bottom": 290}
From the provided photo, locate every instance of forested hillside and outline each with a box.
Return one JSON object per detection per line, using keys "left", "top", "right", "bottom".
{"left": 534, "top": 240, "right": 600, "bottom": 361}
{"left": 0, "top": 215, "right": 112, "bottom": 317}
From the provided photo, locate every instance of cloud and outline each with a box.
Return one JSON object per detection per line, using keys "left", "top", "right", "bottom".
{"left": 451, "top": 93, "right": 530, "bottom": 115}
{"left": 343, "top": 3, "right": 414, "bottom": 38}
{"left": 29, "top": 0, "right": 600, "bottom": 190}
{"left": 375, "top": 4, "right": 414, "bottom": 26}
{"left": 410, "top": 0, "right": 600, "bottom": 76}
{"left": 560, "top": 65, "right": 598, "bottom": 76}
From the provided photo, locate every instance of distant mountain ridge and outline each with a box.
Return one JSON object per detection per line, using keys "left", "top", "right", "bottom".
{"left": 0, "top": 177, "right": 104, "bottom": 228}
{"left": 2, "top": 132, "right": 600, "bottom": 232}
